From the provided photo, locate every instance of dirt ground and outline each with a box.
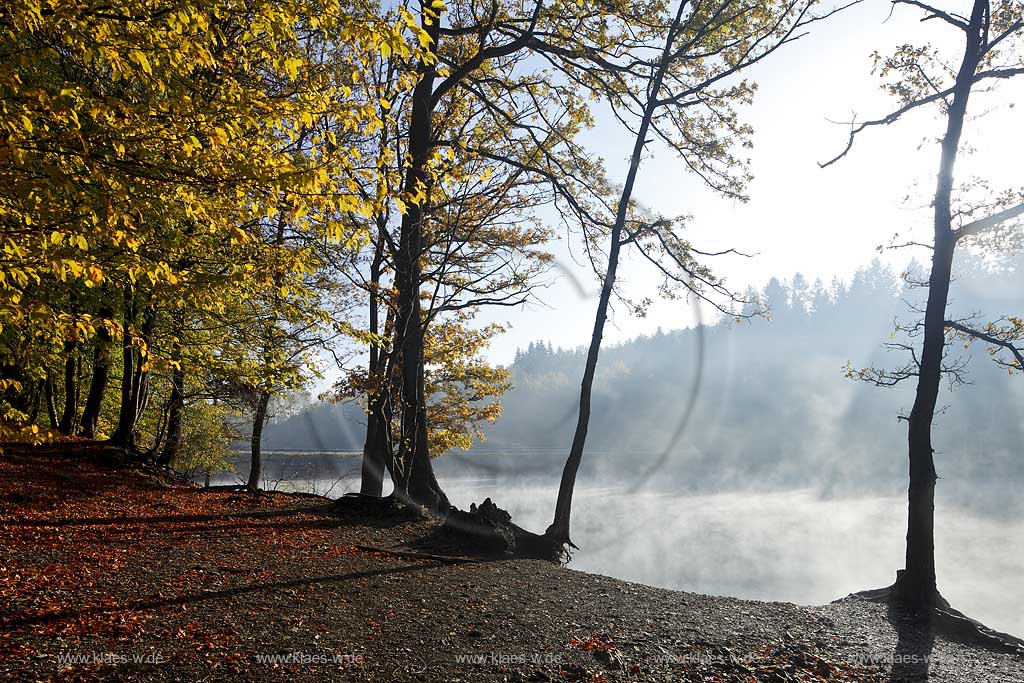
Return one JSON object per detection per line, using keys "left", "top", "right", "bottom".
{"left": 1, "top": 448, "right": 1021, "bottom": 682}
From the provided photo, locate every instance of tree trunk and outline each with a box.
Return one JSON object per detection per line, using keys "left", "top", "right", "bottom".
{"left": 132, "top": 306, "right": 156, "bottom": 428}
{"left": 57, "top": 340, "right": 78, "bottom": 435}
{"left": 361, "top": 388, "right": 391, "bottom": 496}
{"left": 157, "top": 365, "right": 185, "bottom": 467}
{"left": 80, "top": 311, "right": 113, "bottom": 438}
{"left": 360, "top": 232, "right": 388, "bottom": 496}
{"left": 44, "top": 373, "right": 58, "bottom": 429}
{"left": 546, "top": 7, "right": 682, "bottom": 551}
{"left": 894, "top": 0, "right": 984, "bottom": 609}
{"left": 391, "top": 3, "right": 449, "bottom": 512}
{"left": 111, "top": 288, "right": 137, "bottom": 448}
{"left": 246, "top": 390, "right": 271, "bottom": 492}
{"left": 111, "top": 293, "right": 154, "bottom": 451}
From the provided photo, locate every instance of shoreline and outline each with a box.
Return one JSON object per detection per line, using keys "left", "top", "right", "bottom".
{"left": 2, "top": 447, "right": 1022, "bottom": 682}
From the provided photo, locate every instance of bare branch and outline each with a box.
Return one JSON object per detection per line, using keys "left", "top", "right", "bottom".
{"left": 892, "top": 1, "right": 969, "bottom": 30}
{"left": 955, "top": 201, "right": 1024, "bottom": 240}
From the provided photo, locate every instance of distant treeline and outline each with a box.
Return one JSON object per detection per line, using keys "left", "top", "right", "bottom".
{"left": 264, "top": 254, "right": 1024, "bottom": 514}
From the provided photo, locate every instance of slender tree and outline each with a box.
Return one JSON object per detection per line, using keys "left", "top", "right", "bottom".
{"left": 543, "top": 0, "right": 834, "bottom": 552}
{"left": 825, "top": 0, "right": 1024, "bottom": 609}
{"left": 364, "top": 0, "right": 612, "bottom": 508}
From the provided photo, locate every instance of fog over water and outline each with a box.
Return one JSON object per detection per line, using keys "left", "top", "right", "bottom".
{"left": 440, "top": 478, "right": 1024, "bottom": 639}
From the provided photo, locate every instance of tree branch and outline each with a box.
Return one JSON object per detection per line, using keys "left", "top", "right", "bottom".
{"left": 954, "top": 201, "right": 1024, "bottom": 240}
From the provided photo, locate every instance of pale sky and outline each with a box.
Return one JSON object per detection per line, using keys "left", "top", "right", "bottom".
{"left": 478, "top": 0, "right": 1024, "bottom": 365}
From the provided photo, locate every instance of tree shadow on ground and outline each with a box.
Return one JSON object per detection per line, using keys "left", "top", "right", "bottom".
{"left": 6, "top": 504, "right": 331, "bottom": 527}
{"left": 0, "top": 562, "right": 441, "bottom": 631}
{"left": 886, "top": 601, "right": 936, "bottom": 683}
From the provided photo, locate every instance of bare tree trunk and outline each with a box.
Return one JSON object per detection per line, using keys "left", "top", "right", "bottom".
{"left": 133, "top": 308, "right": 155, "bottom": 427}
{"left": 360, "top": 233, "right": 388, "bottom": 496}
{"left": 894, "top": 0, "right": 984, "bottom": 609}
{"left": 111, "top": 288, "right": 137, "bottom": 448}
{"left": 246, "top": 390, "right": 271, "bottom": 492}
{"left": 392, "top": 3, "right": 448, "bottom": 512}
{"left": 157, "top": 365, "right": 185, "bottom": 467}
{"left": 44, "top": 373, "right": 58, "bottom": 429}
{"left": 111, "top": 293, "right": 154, "bottom": 451}
{"left": 57, "top": 340, "right": 78, "bottom": 435}
{"left": 547, "top": 6, "right": 683, "bottom": 550}
{"left": 80, "top": 308, "right": 113, "bottom": 438}
{"left": 361, "top": 387, "right": 392, "bottom": 496}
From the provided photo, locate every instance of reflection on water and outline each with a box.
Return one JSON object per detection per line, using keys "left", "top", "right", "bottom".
{"left": 207, "top": 452, "right": 1024, "bottom": 638}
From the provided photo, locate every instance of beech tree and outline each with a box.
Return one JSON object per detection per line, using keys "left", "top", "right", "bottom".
{"left": 0, "top": 0, "right": 419, "bottom": 443}
{"left": 825, "top": 0, "right": 1024, "bottom": 610}
{"left": 361, "top": 0, "right": 622, "bottom": 509}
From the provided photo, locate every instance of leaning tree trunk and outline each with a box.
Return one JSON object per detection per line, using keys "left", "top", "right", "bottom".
{"left": 80, "top": 310, "right": 113, "bottom": 438}
{"left": 246, "top": 390, "right": 271, "bottom": 492}
{"left": 894, "top": 1, "right": 983, "bottom": 609}
{"left": 546, "top": 12, "right": 680, "bottom": 550}
{"left": 57, "top": 340, "right": 78, "bottom": 435}
{"left": 390, "top": 4, "right": 449, "bottom": 512}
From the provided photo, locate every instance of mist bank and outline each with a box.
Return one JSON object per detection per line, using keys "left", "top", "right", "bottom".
{"left": 261, "top": 254, "right": 1024, "bottom": 517}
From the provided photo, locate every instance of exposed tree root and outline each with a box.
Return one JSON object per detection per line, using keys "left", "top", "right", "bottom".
{"left": 848, "top": 579, "right": 1024, "bottom": 655}
{"left": 332, "top": 492, "right": 429, "bottom": 522}
{"left": 332, "top": 494, "right": 566, "bottom": 562}
{"left": 441, "top": 498, "right": 565, "bottom": 562}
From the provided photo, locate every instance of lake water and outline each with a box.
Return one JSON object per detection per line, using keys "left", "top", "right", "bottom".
{"left": 206, "top": 452, "right": 1024, "bottom": 638}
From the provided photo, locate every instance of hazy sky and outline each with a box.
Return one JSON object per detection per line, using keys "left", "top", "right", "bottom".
{"left": 477, "top": 0, "right": 1024, "bottom": 364}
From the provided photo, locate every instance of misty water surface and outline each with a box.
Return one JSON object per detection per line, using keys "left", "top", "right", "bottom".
{"left": 209, "top": 451, "right": 1024, "bottom": 638}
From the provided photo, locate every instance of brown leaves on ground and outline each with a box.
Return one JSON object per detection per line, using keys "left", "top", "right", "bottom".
{"left": 2, "top": 446, "right": 1017, "bottom": 683}
{"left": 0, "top": 448, "right": 372, "bottom": 682}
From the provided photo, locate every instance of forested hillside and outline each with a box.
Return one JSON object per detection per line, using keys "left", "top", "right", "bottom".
{"left": 267, "top": 254, "right": 1024, "bottom": 515}
{"left": 484, "top": 256, "right": 1024, "bottom": 509}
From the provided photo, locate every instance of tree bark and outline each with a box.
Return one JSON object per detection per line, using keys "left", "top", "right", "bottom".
{"left": 80, "top": 309, "right": 113, "bottom": 438}
{"left": 360, "top": 233, "right": 388, "bottom": 496}
{"left": 391, "top": 2, "right": 449, "bottom": 512}
{"left": 546, "top": 4, "right": 684, "bottom": 551}
{"left": 157, "top": 365, "right": 185, "bottom": 467}
{"left": 57, "top": 340, "right": 78, "bottom": 435}
{"left": 110, "top": 291, "right": 154, "bottom": 451}
{"left": 894, "top": 0, "right": 985, "bottom": 609}
{"left": 246, "top": 390, "right": 271, "bottom": 492}
{"left": 110, "top": 288, "right": 137, "bottom": 448}
{"left": 44, "top": 373, "right": 58, "bottom": 429}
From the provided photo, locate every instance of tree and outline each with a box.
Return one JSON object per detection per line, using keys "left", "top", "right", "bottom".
{"left": 824, "top": 0, "right": 1024, "bottom": 610}
{"left": 0, "top": 0, "right": 418, "bottom": 442}
{"left": 790, "top": 272, "right": 811, "bottom": 315}
{"left": 544, "top": 0, "right": 838, "bottom": 553}
{"left": 359, "top": 0, "right": 620, "bottom": 509}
